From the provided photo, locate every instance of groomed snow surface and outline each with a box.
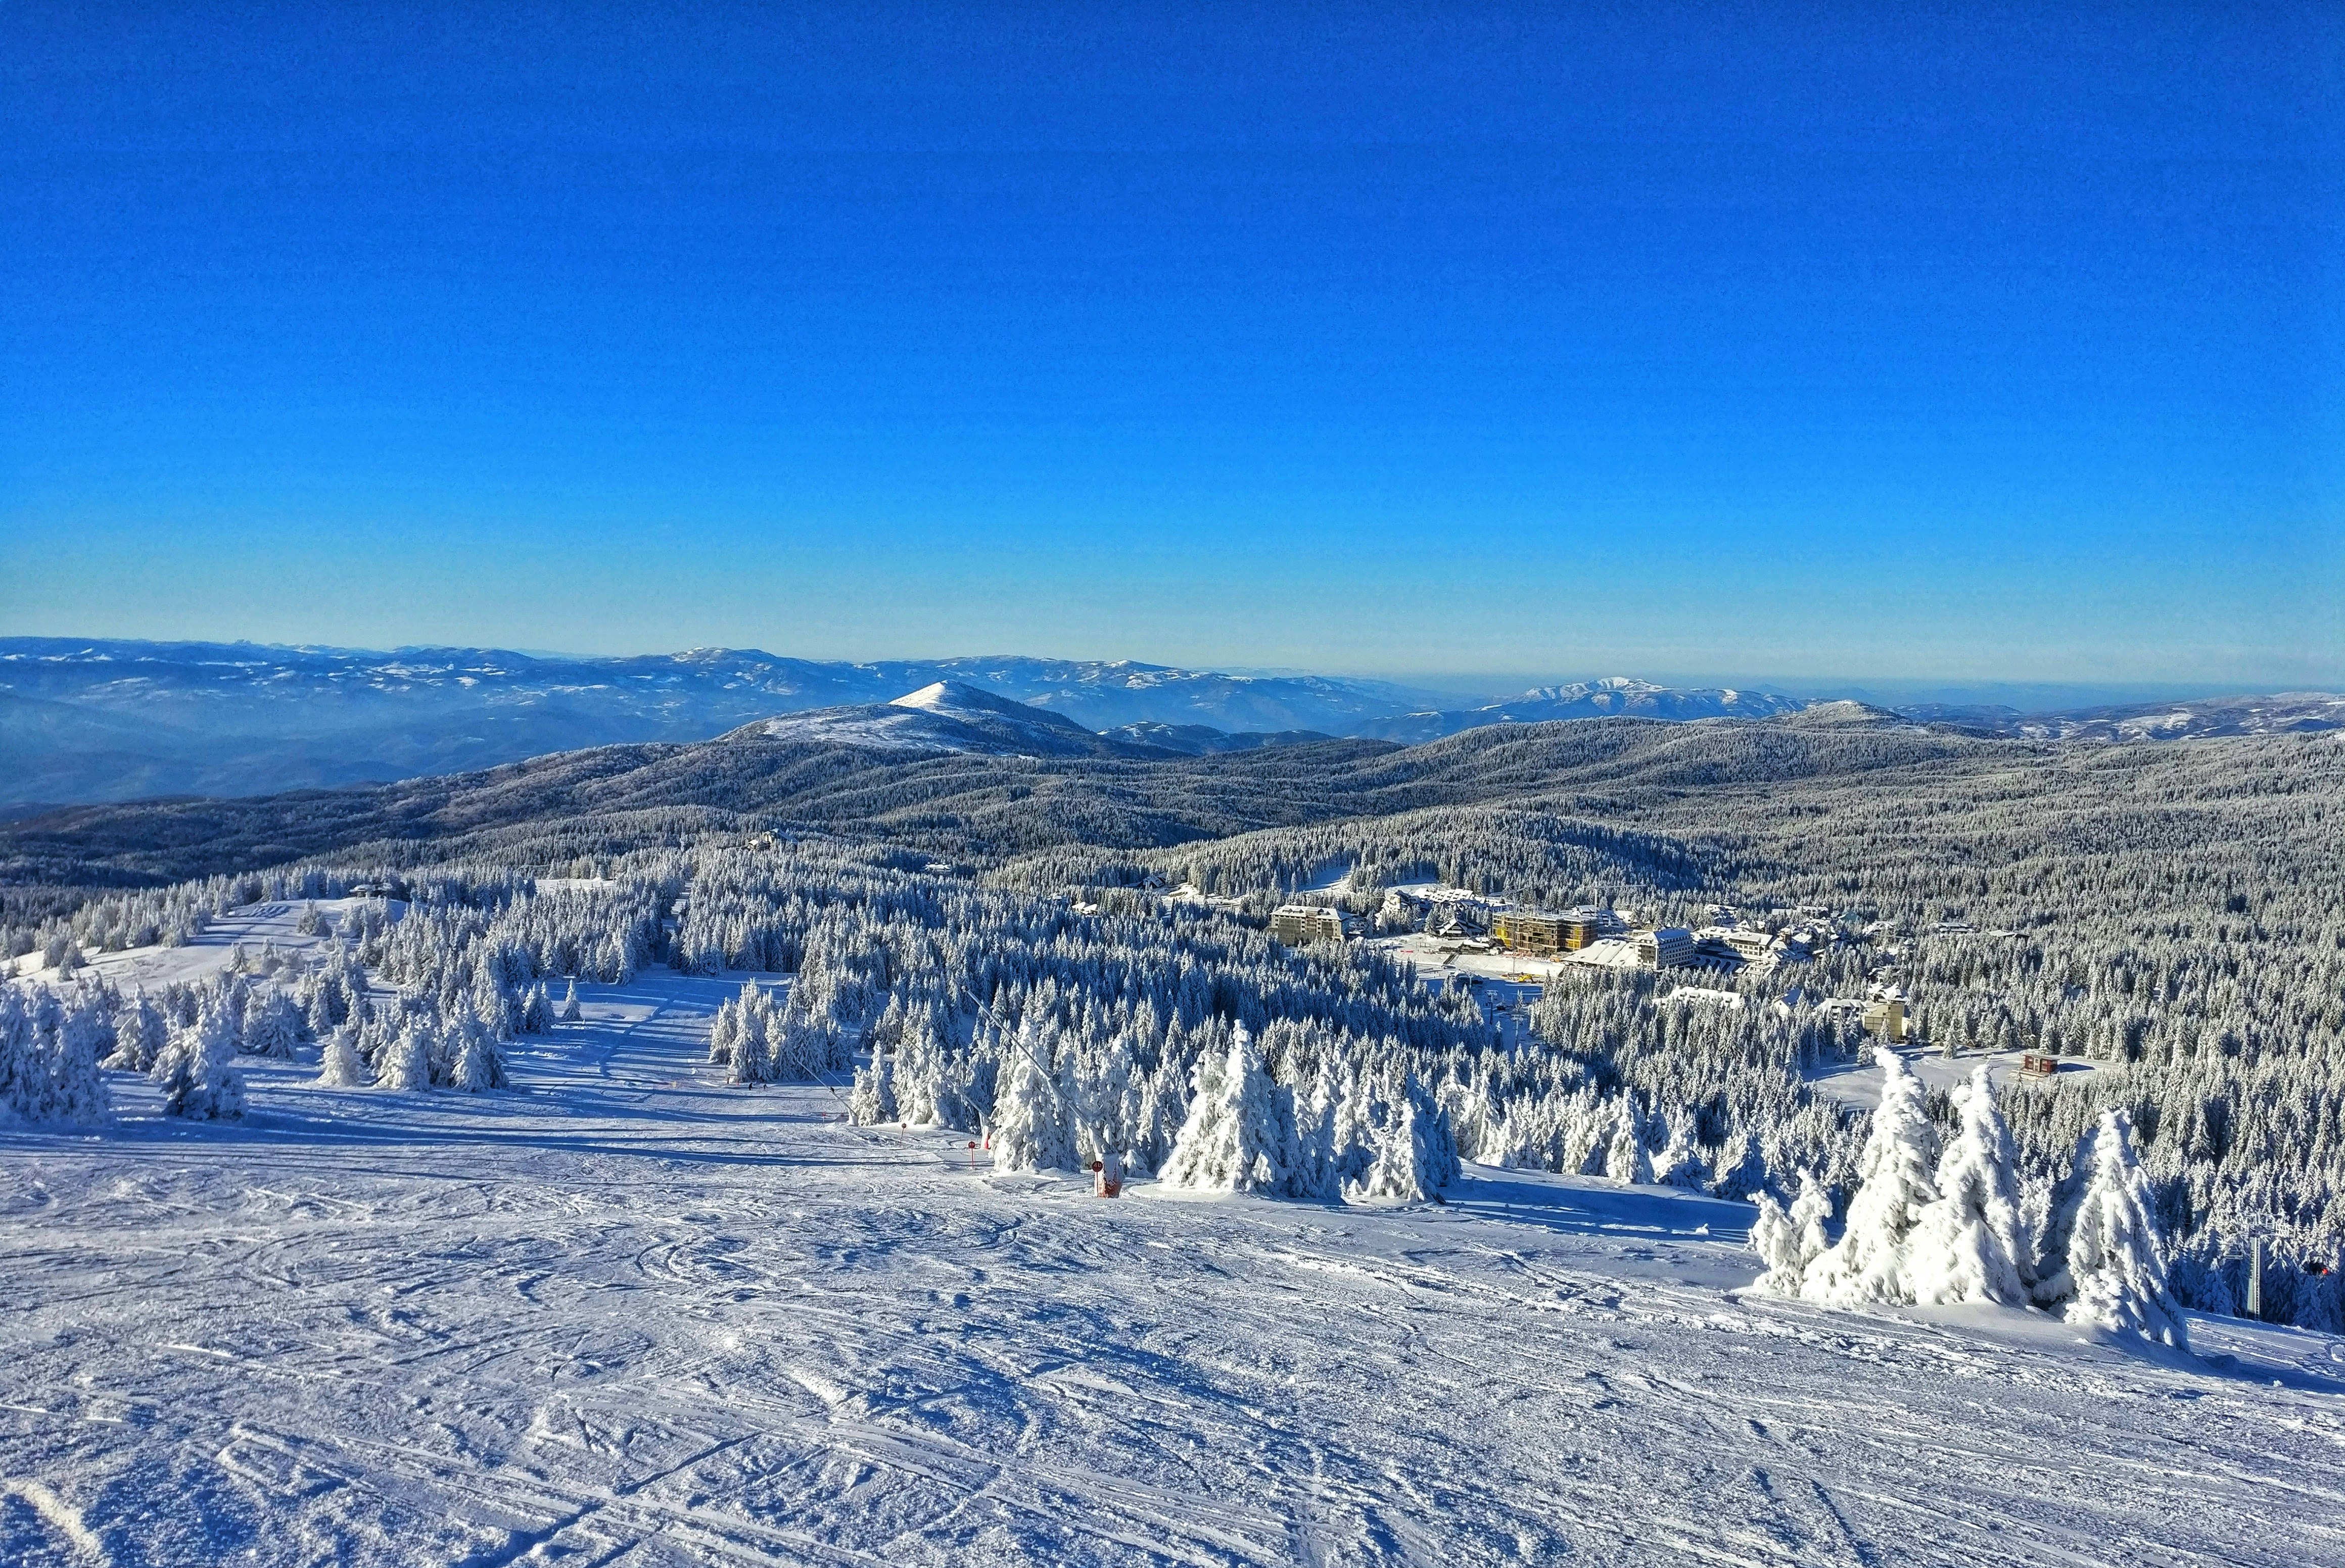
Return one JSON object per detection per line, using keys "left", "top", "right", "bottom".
{"left": 6, "top": 971, "right": 2344, "bottom": 1566}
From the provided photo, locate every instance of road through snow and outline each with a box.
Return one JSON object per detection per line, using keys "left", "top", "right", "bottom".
{"left": 5, "top": 970, "right": 2343, "bottom": 1566}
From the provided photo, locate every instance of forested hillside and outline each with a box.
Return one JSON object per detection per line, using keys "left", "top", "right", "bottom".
{"left": 6, "top": 719, "right": 2338, "bottom": 1329}
{"left": 0, "top": 711, "right": 2006, "bottom": 895}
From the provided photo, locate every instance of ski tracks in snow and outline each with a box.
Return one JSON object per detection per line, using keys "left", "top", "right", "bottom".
{"left": 3, "top": 968, "right": 2343, "bottom": 1565}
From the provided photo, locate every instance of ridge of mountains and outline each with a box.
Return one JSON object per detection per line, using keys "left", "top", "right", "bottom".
{"left": 0, "top": 637, "right": 2334, "bottom": 816}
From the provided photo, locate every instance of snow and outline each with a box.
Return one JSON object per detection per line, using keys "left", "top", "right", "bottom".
{"left": 11, "top": 898, "right": 378, "bottom": 994}
{"left": 888, "top": 680, "right": 965, "bottom": 712}
{"left": 5, "top": 971, "right": 2343, "bottom": 1565}
{"left": 1807, "top": 1043, "right": 2108, "bottom": 1110}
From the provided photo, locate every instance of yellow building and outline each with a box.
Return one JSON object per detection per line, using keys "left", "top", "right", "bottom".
{"left": 1492, "top": 908, "right": 1617, "bottom": 955}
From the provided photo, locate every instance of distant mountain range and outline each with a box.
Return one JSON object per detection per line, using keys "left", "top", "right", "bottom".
{"left": 1900, "top": 692, "right": 2345, "bottom": 742}
{"left": 0, "top": 637, "right": 2333, "bottom": 814}
{"left": 1355, "top": 678, "right": 1807, "bottom": 744}
{"left": 0, "top": 639, "right": 1422, "bottom": 811}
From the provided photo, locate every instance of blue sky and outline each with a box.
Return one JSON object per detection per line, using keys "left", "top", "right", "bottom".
{"left": 4, "top": 3, "right": 2339, "bottom": 688}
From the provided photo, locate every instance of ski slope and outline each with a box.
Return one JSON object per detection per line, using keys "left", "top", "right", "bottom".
{"left": 4, "top": 971, "right": 2342, "bottom": 1566}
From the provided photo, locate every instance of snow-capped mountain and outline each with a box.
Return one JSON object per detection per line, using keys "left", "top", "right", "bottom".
{"left": 732, "top": 682, "right": 1149, "bottom": 759}
{"left": 1357, "top": 677, "right": 1808, "bottom": 744}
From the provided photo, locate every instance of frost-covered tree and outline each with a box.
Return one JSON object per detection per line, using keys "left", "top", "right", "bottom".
{"left": 1906, "top": 1067, "right": 2031, "bottom": 1307}
{"left": 448, "top": 1005, "right": 509, "bottom": 1091}
{"left": 316, "top": 1025, "right": 368, "bottom": 1087}
{"left": 1802, "top": 1050, "right": 1939, "bottom": 1306}
{"left": 241, "top": 988, "right": 303, "bottom": 1060}
{"left": 559, "top": 978, "right": 582, "bottom": 1023}
{"left": 105, "top": 991, "right": 171, "bottom": 1073}
{"left": 1345, "top": 1074, "right": 1460, "bottom": 1202}
{"left": 1604, "top": 1096, "right": 1655, "bottom": 1185}
{"left": 151, "top": 1005, "right": 244, "bottom": 1119}
{"left": 990, "top": 1021, "right": 1075, "bottom": 1173}
{"left": 1162, "top": 1024, "right": 1295, "bottom": 1196}
{"left": 2053, "top": 1110, "right": 2190, "bottom": 1348}
{"left": 1655, "top": 1109, "right": 1708, "bottom": 1190}
{"left": 0, "top": 986, "right": 111, "bottom": 1126}
{"left": 847, "top": 1052, "right": 896, "bottom": 1125}
{"left": 1750, "top": 1172, "right": 1837, "bottom": 1297}
{"left": 375, "top": 1016, "right": 435, "bottom": 1092}
{"left": 1750, "top": 1194, "right": 1801, "bottom": 1293}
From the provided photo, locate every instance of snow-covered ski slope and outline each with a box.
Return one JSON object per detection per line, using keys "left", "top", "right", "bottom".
{"left": 5, "top": 973, "right": 2342, "bottom": 1566}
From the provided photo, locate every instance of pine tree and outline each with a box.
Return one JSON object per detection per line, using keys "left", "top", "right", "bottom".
{"left": 848, "top": 1054, "right": 897, "bottom": 1126}
{"left": 376, "top": 1017, "right": 434, "bottom": 1092}
{"left": 1802, "top": 1049, "right": 1939, "bottom": 1306}
{"left": 1905, "top": 1067, "right": 2031, "bottom": 1307}
{"left": 2057, "top": 1110, "right": 2190, "bottom": 1348}
{"left": 107, "top": 991, "right": 171, "bottom": 1073}
{"left": 1346, "top": 1075, "right": 1460, "bottom": 1202}
{"left": 316, "top": 1026, "right": 368, "bottom": 1087}
{"left": 1604, "top": 1096, "right": 1654, "bottom": 1184}
{"left": 1655, "top": 1110, "right": 1709, "bottom": 1190}
{"left": 448, "top": 1006, "right": 509, "bottom": 1091}
{"left": 1162, "top": 1024, "right": 1294, "bottom": 1195}
{"left": 241, "top": 988, "right": 302, "bottom": 1060}
{"left": 152, "top": 1006, "right": 245, "bottom": 1119}
{"left": 1750, "top": 1194, "right": 1804, "bottom": 1294}
{"left": 560, "top": 978, "right": 582, "bottom": 1023}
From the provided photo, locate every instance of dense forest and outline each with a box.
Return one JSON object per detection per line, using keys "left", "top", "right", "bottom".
{"left": 4, "top": 718, "right": 2339, "bottom": 1329}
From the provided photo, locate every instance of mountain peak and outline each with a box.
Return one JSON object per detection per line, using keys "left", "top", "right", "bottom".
{"left": 892, "top": 680, "right": 1004, "bottom": 714}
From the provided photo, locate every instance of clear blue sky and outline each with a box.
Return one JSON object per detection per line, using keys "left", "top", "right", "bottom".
{"left": 4, "top": 3, "right": 2339, "bottom": 688}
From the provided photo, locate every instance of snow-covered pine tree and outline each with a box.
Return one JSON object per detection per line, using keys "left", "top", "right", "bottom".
{"left": 1709, "top": 1129, "right": 1770, "bottom": 1201}
{"left": 151, "top": 1005, "right": 245, "bottom": 1119}
{"left": 1161, "top": 1023, "right": 1295, "bottom": 1196}
{"left": 376, "top": 1016, "right": 435, "bottom": 1092}
{"left": 1801, "top": 1049, "right": 1939, "bottom": 1306}
{"left": 1126, "top": 1052, "right": 1186, "bottom": 1175}
{"left": 1073, "top": 1029, "right": 1136, "bottom": 1167}
{"left": 2055, "top": 1110, "right": 2190, "bottom": 1348}
{"left": 1750, "top": 1194, "right": 1804, "bottom": 1294}
{"left": 990, "top": 1020, "right": 1075, "bottom": 1172}
{"left": 317, "top": 1025, "right": 368, "bottom": 1087}
{"left": 560, "top": 978, "right": 582, "bottom": 1022}
{"left": 448, "top": 1004, "right": 509, "bottom": 1091}
{"left": 0, "top": 987, "right": 114, "bottom": 1126}
{"left": 1290, "top": 1063, "right": 1343, "bottom": 1198}
{"left": 1604, "top": 1096, "right": 1654, "bottom": 1184}
{"left": 241, "top": 988, "right": 302, "bottom": 1060}
{"left": 1655, "top": 1109, "right": 1710, "bottom": 1190}
{"left": 1905, "top": 1067, "right": 2031, "bottom": 1307}
{"left": 304, "top": 982, "right": 336, "bottom": 1040}
{"left": 847, "top": 1052, "right": 896, "bottom": 1126}
{"left": 1345, "top": 1074, "right": 1460, "bottom": 1202}
{"left": 106, "top": 991, "right": 171, "bottom": 1073}
{"left": 1787, "top": 1173, "right": 1833, "bottom": 1276}
{"left": 49, "top": 993, "right": 112, "bottom": 1124}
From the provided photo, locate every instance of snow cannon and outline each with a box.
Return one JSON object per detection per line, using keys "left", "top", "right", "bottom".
{"left": 1093, "top": 1155, "right": 1124, "bottom": 1198}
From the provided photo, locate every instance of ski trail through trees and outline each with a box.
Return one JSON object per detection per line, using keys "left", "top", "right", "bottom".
{"left": 2, "top": 969, "right": 2341, "bottom": 1565}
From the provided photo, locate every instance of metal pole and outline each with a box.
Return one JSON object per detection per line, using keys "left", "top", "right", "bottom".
{"left": 2247, "top": 1238, "right": 2264, "bottom": 1321}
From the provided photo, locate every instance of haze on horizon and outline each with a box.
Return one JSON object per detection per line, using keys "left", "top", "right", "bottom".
{"left": 3, "top": 3, "right": 2339, "bottom": 689}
